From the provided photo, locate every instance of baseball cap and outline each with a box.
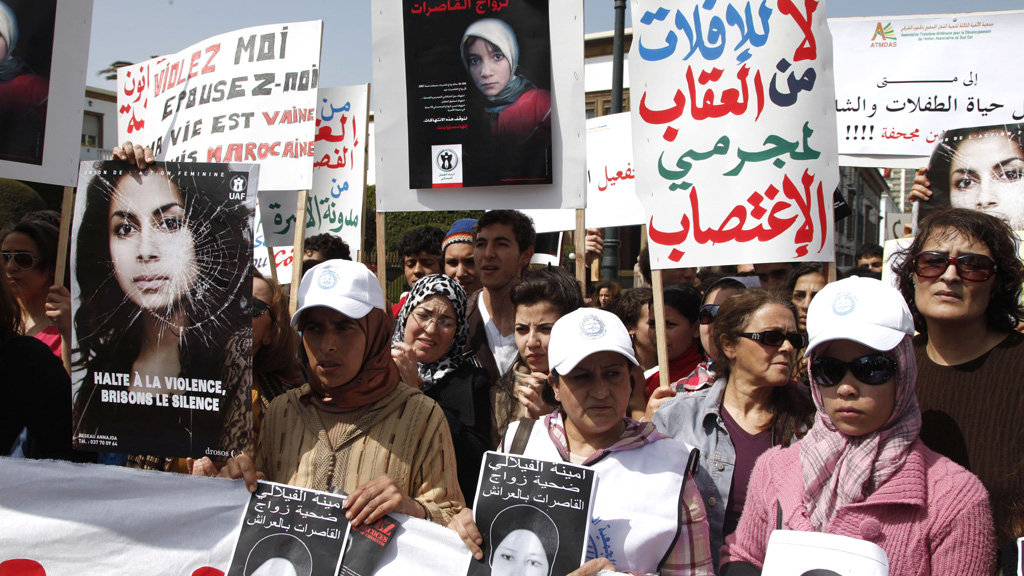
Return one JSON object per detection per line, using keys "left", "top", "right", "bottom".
{"left": 804, "top": 276, "right": 914, "bottom": 357}
{"left": 290, "top": 260, "right": 385, "bottom": 326}
{"left": 548, "top": 308, "right": 639, "bottom": 375}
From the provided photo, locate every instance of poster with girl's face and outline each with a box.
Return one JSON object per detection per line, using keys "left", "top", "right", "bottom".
{"left": 70, "top": 161, "right": 258, "bottom": 459}
{"left": 921, "top": 122, "right": 1024, "bottom": 232}
{"left": 0, "top": 0, "right": 55, "bottom": 166}
{"left": 402, "top": 0, "right": 551, "bottom": 189}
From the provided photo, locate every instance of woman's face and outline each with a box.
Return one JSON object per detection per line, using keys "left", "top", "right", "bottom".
{"left": 700, "top": 287, "right": 739, "bottom": 360}
{"left": 597, "top": 288, "right": 611, "bottom": 307}
{"left": 252, "top": 277, "right": 273, "bottom": 355}
{"left": 948, "top": 131, "right": 1024, "bottom": 230}
{"left": 492, "top": 529, "right": 548, "bottom": 576}
{"left": 1, "top": 232, "right": 51, "bottom": 302}
{"left": 514, "top": 301, "right": 561, "bottom": 374}
{"left": 817, "top": 340, "right": 897, "bottom": 437}
{"left": 108, "top": 173, "right": 199, "bottom": 313}
{"left": 301, "top": 307, "right": 367, "bottom": 389}
{"left": 633, "top": 304, "right": 656, "bottom": 368}
{"left": 552, "top": 351, "right": 631, "bottom": 445}
{"left": 403, "top": 294, "right": 457, "bottom": 365}
{"left": 466, "top": 37, "right": 512, "bottom": 97}
{"left": 913, "top": 229, "right": 996, "bottom": 328}
{"left": 792, "top": 273, "right": 826, "bottom": 332}
{"left": 722, "top": 303, "right": 798, "bottom": 388}
{"left": 651, "top": 304, "right": 698, "bottom": 361}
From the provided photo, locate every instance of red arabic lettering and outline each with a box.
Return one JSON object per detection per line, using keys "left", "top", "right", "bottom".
{"left": 638, "top": 89, "right": 687, "bottom": 142}
{"left": 778, "top": 0, "right": 818, "bottom": 62}
{"left": 686, "top": 64, "right": 764, "bottom": 121}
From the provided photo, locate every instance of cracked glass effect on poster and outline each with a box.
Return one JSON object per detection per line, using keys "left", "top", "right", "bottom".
{"left": 70, "top": 161, "right": 257, "bottom": 458}
{"left": 403, "top": 0, "right": 552, "bottom": 188}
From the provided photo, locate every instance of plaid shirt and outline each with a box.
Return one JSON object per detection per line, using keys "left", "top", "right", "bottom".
{"left": 544, "top": 411, "right": 715, "bottom": 575}
{"left": 673, "top": 360, "right": 716, "bottom": 394}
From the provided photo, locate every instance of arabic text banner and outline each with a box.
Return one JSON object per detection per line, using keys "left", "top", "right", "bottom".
{"left": 629, "top": 0, "right": 839, "bottom": 269}
{"left": 117, "top": 21, "right": 323, "bottom": 191}
{"left": 831, "top": 10, "right": 1024, "bottom": 162}
{"left": 260, "top": 85, "right": 369, "bottom": 250}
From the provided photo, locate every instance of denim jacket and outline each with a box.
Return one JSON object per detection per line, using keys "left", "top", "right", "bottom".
{"left": 652, "top": 376, "right": 734, "bottom": 573}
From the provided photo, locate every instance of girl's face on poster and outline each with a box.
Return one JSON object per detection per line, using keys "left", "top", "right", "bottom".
{"left": 108, "top": 172, "right": 199, "bottom": 313}
{"left": 466, "top": 38, "right": 511, "bottom": 97}
{"left": 492, "top": 529, "right": 549, "bottom": 576}
{"left": 948, "top": 130, "right": 1024, "bottom": 230}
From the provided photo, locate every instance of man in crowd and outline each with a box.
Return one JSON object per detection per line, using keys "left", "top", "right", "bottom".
{"left": 442, "top": 219, "right": 482, "bottom": 296}
{"left": 637, "top": 246, "right": 699, "bottom": 287}
{"left": 301, "top": 233, "right": 351, "bottom": 276}
{"left": 752, "top": 261, "right": 795, "bottom": 291}
{"left": 392, "top": 225, "right": 445, "bottom": 317}
{"left": 464, "top": 210, "right": 535, "bottom": 382}
{"left": 855, "top": 243, "right": 884, "bottom": 274}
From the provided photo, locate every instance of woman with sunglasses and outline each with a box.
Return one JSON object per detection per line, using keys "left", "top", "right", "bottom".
{"left": 893, "top": 208, "right": 1024, "bottom": 554}
{"left": 653, "top": 290, "right": 814, "bottom": 571}
{"left": 721, "top": 277, "right": 995, "bottom": 575}
{"left": 391, "top": 273, "right": 492, "bottom": 498}
{"left": 250, "top": 270, "right": 303, "bottom": 444}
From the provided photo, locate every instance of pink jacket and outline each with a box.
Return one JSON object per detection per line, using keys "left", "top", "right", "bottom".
{"left": 721, "top": 438, "right": 995, "bottom": 576}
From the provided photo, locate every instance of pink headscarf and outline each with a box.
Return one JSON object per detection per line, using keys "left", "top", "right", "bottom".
{"left": 799, "top": 335, "right": 921, "bottom": 531}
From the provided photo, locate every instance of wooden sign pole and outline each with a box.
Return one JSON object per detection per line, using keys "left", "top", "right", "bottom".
{"left": 651, "top": 269, "right": 671, "bottom": 389}
{"left": 575, "top": 209, "right": 586, "bottom": 287}
{"left": 288, "top": 190, "right": 309, "bottom": 315}
{"left": 376, "top": 212, "right": 387, "bottom": 296}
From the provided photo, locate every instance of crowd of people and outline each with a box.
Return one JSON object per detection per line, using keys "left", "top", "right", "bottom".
{"left": 2, "top": 142, "right": 1023, "bottom": 576}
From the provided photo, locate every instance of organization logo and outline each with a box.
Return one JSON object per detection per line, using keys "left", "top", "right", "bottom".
{"left": 229, "top": 174, "right": 248, "bottom": 193}
{"left": 870, "top": 22, "right": 896, "bottom": 47}
{"left": 435, "top": 148, "right": 459, "bottom": 172}
{"left": 318, "top": 269, "right": 339, "bottom": 290}
{"left": 579, "top": 314, "right": 607, "bottom": 339}
{"left": 832, "top": 292, "right": 857, "bottom": 316}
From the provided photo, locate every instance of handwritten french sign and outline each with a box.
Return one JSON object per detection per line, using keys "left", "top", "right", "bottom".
{"left": 629, "top": 0, "right": 839, "bottom": 269}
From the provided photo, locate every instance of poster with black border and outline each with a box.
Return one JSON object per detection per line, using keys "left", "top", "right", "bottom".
{"left": 403, "top": 0, "right": 551, "bottom": 189}
{"left": 468, "top": 451, "right": 595, "bottom": 576}
{"left": 340, "top": 515, "right": 399, "bottom": 576}
{"left": 0, "top": 0, "right": 92, "bottom": 186}
{"left": 70, "top": 160, "right": 257, "bottom": 459}
{"left": 228, "top": 481, "right": 351, "bottom": 576}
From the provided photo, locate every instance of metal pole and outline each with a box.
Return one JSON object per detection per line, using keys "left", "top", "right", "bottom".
{"left": 600, "top": 0, "right": 627, "bottom": 281}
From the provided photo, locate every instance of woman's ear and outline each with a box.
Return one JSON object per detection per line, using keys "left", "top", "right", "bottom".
{"left": 720, "top": 335, "right": 738, "bottom": 361}
{"left": 548, "top": 372, "right": 560, "bottom": 402}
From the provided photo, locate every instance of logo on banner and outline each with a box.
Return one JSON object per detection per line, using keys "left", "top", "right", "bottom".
{"left": 228, "top": 173, "right": 249, "bottom": 200}
{"left": 871, "top": 22, "right": 896, "bottom": 47}
{"left": 431, "top": 145, "right": 463, "bottom": 188}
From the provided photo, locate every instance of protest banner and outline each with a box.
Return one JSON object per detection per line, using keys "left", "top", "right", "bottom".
{"left": 0, "top": 0, "right": 93, "bottom": 187}
{"left": 70, "top": 161, "right": 257, "bottom": 458}
{"left": 116, "top": 21, "right": 322, "bottom": 191}
{"left": 254, "top": 195, "right": 296, "bottom": 282}
{"left": 469, "top": 451, "right": 595, "bottom": 576}
{"left": 0, "top": 458, "right": 474, "bottom": 576}
{"left": 831, "top": 10, "right": 1024, "bottom": 167}
{"left": 629, "top": 0, "right": 839, "bottom": 270}
{"left": 227, "top": 482, "right": 351, "bottom": 576}
{"left": 372, "top": 0, "right": 585, "bottom": 210}
{"left": 259, "top": 85, "right": 369, "bottom": 251}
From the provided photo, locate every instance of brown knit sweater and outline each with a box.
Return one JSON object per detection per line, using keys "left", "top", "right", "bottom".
{"left": 255, "top": 383, "right": 465, "bottom": 525}
{"left": 914, "top": 330, "right": 1024, "bottom": 547}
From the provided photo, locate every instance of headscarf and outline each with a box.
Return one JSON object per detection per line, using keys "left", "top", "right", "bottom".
{"left": 303, "top": 307, "right": 400, "bottom": 410}
{"left": 799, "top": 335, "right": 921, "bottom": 531}
{"left": 0, "top": 2, "right": 26, "bottom": 81}
{"left": 461, "top": 18, "right": 533, "bottom": 107}
{"left": 391, "top": 274, "right": 468, "bottom": 390}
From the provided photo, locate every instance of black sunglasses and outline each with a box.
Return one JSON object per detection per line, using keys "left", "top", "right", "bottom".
{"left": 698, "top": 304, "right": 720, "bottom": 325}
{"left": 913, "top": 251, "right": 997, "bottom": 282}
{"left": 811, "top": 354, "right": 898, "bottom": 387}
{"left": 740, "top": 330, "right": 807, "bottom": 349}
{"left": 252, "top": 299, "right": 270, "bottom": 319}
{"left": 1, "top": 251, "right": 37, "bottom": 270}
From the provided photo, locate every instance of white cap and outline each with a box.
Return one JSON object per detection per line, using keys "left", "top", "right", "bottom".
{"left": 291, "top": 260, "right": 385, "bottom": 326}
{"left": 548, "top": 309, "right": 639, "bottom": 375}
{"left": 805, "top": 276, "right": 914, "bottom": 357}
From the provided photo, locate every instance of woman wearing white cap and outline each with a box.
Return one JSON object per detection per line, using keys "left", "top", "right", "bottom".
{"left": 450, "top": 308, "right": 714, "bottom": 576}
{"left": 720, "top": 277, "right": 995, "bottom": 575}
{"left": 218, "top": 260, "right": 465, "bottom": 527}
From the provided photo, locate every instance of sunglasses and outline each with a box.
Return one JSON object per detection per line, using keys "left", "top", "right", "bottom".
{"left": 740, "top": 330, "right": 807, "bottom": 349}
{"left": 698, "top": 304, "right": 720, "bottom": 325}
{"left": 913, "top": 251, "right": 997, "bottom": 282}
{"left": 811, "top": 354, "right": 898, "bottom": 387}
{"left": 1, "top": 251, "right": 38, "bottom": 270}
{"left": 252, "top": 299, "right": 270, "bottom": 318}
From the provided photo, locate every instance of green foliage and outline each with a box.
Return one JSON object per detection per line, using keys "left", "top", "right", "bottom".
{"left": 363, "top": 185, "right": 485, "bottom": 253}
{"left": 0, "top": 179, "right": 47, "bottom": 229}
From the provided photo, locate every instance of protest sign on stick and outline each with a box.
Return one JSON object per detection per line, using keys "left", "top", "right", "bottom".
{"left": 117, "top": 21, "right": 323, "bottom": 191}
{"left": 70, "top": 161, "right": 257, "bottom": 458}
{"left": 629, "top": 0, "right": 839, "bottom": 270}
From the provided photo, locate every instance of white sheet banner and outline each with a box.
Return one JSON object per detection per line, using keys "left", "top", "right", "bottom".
{"left": 629, "top": 0, "right": 839, "bottom": 270}
{"left": 831, "top": 10, "right": 1024, "bottom": 160}
{"left": 117, "top": 21, "right": 323, "bottom": 191}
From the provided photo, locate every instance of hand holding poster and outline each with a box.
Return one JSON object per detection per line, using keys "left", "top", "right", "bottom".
{"left": 469, "top": 451, "right": 595, "bottom": 576}
{"left": 629, "top": 0, "right": 839, "bottom": 269}
{"left": 116, "top": 21, "right": 322, "bottom": 191}
{"left": 71, "top": 161, "right": 257, "bottom": 458}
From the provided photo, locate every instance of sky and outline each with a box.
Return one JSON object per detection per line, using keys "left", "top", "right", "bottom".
{"left": 85, "top": 0, "right": 1024, "bottom": 93}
